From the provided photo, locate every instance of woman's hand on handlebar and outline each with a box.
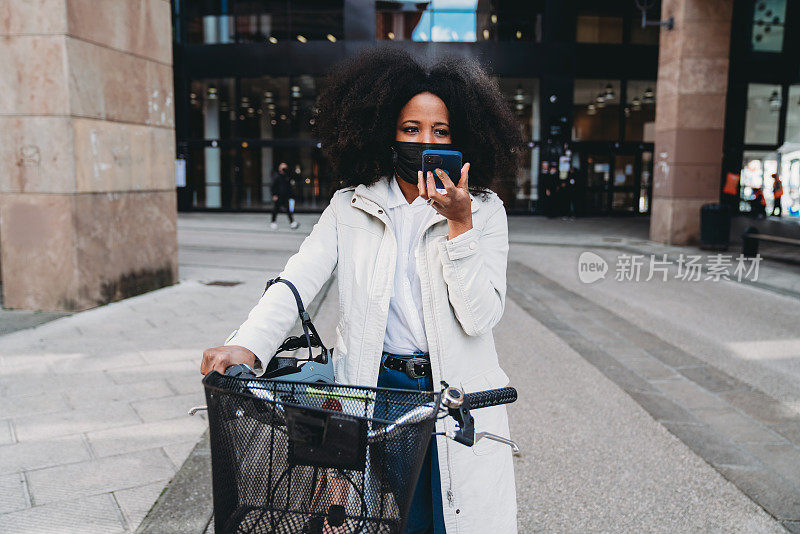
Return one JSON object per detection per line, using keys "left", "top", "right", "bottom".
{"left": 201, "top": 345, "right": 257, "bottom": 375}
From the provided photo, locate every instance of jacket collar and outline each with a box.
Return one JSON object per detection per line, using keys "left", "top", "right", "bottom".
{"left": 352, "top": 176, "right": 479, "bottom": 215}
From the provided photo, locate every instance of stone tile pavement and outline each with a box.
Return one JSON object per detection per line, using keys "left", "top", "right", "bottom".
{"left": 0, "top": 213, "right": 320, "bottom": 533}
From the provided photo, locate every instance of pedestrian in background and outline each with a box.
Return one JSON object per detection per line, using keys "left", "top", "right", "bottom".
{"left": 772, "top": 172, "right": 783, "bottom": 217}
{"left": 722, "top": 171, "right": 740, "bottom": 214}
{"left": 751, "top": 186, "right": 767, "bottom": 218}
{"left": 270, "top": 162, "right": 299, "bottom": 230}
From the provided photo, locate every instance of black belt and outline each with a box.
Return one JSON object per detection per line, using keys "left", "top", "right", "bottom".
{"left": 382, "top": 352, "right": 431, "bottom": 379}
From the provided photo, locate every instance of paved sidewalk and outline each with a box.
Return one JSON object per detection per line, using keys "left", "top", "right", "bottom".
{"left": 0, "top": 214, "right": 320, "bottom": 533}
{"left": 1, "top": 212, "right": 798, "bottom": 532}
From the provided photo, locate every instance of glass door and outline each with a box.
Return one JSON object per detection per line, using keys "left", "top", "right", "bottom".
{"left": 583, "top": 153, "right": 612, "bottom": 214}
{"left": 611, "top": 154, "right": 637, "bottom": 213}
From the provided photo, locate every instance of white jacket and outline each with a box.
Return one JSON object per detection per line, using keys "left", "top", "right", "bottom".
{"left": 227, "top": 176, "right": 517, "bottom": 534}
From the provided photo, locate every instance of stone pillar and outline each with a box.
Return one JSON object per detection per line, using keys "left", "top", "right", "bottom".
{"left": 650, "top": 0, "right": 733, "bottom": 245}
{"left": 0, "top": 0, "right": 177, "bottom": 311}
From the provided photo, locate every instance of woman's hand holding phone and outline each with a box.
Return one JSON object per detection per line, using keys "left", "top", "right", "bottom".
{"left": 417, "top": 162, "right": 474, "bottom": 240}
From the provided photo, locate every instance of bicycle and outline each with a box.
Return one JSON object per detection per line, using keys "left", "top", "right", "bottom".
{"left": 193, "top": 365, "right": 518, "bottom": 534}
{"left": 192, "top": 277, "right": 519, "bottom": 533}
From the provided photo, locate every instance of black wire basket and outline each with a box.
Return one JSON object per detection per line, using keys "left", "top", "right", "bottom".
{"left": 203, "top": 372, "right": 441, "bottom": 534}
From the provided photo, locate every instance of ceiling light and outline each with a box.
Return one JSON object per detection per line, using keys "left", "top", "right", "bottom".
{"left": 482, "top": 29, "right": 489, "bottom": 40}
{"left": 587, "top": 104, "right": 597, "bottom": 115}
{"left": 268, "top": 36, "right": 277, "bottom": 44}
{"left": 326, "top": 34, "right": 336, "bottom": 42}
{"left": 387, "top": 32, "right": 395, "bottom": 40}
{"left": 515, "top": 30, "right": 522, "bottom": 39}
{"left": 604, "top": 83, "right": 614, "bottom": 100}
{"left": 297, "top": 35, "right": 307, "bottom": 43}
{"left": 491, "top": 14, "right": 498, "bottom": 24}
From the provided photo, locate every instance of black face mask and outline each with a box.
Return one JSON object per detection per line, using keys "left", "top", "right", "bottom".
{"left": 391, "top": 141, "right": 455, "bottom": 185}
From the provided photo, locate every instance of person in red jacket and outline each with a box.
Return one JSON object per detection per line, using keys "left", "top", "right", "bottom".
{"left": 771, "top": 173, "right": 783, "bottom": 217}
{"left": 751, "top": 187, "right": 767, "bottom": 218}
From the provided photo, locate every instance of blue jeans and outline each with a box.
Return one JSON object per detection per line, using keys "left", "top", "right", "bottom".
{"left": 377, "top": 352, "right": 446, "bottom": 534}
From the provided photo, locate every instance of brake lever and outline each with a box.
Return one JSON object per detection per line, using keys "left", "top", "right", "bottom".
{"left": 475, "top": 432, "right": 521, "bottom": 454}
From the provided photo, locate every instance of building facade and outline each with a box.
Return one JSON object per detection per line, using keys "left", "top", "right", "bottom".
{"left": 171, "top": 0, "right": 799, "bottom": 220}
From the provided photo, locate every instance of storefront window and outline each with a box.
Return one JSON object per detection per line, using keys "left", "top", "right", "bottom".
{"left": 751, "top": 0, "right": 786, "bottom": 52}
{"left": 744, "top": 83, "right": 782, "bottom": 145}
{"left": 573, "top": 79, "right": 621, "bottom": 141}
{"left": 185, "top": 73, "right": 333, "bottom": 210}
{"left": 740, "top": 151, "right": 778, "bottom": 213}
{"left": 624, "top": 80, "right": 656, "bottom": 142}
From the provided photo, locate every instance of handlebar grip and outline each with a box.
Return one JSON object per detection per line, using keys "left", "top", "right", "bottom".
{"left": 465, "top": 387, "right": 517, "bottom": 409}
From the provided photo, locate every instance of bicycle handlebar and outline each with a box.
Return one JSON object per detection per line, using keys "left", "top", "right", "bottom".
{"left": 221, "top": 366, "right": 517, "bottom": 444}
{"left": 465, "top": 387, "right": 517, "bottom": 409}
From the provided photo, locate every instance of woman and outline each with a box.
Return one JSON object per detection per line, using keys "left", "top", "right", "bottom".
{"left": 201, "top": 47, "right": 523, "bottom": 534}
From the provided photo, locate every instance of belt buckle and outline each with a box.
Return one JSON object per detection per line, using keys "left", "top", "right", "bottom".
{"left": 404, "top": 357, "right": 427, "bottom": 379}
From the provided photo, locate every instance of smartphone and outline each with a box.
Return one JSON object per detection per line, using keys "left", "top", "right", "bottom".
{"left": 422, "top": 149, "right": 462, "bottom": 190}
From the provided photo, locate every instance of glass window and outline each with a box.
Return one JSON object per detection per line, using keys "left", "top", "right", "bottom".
{"left": 751, "top": 0, "right": 786, "bottom": 52}
{"left": 495, "top": 77, "right": 540, "bottom": 211}
{"left": 624, "top": 80, "right": 656, "bottom": 142}
{"left": 189, "top": 79, "right": 237, "bottom": 140}
{"left": 376, "top": 2, "right": 428, "bottom": 41}
{"left": 238, "top": 75, "right": 323, "bottom": 140}
{"left": 744, "top": 83, "right": 782, "bottom": 145}
{"left": 376, "top": 0, "right": 541, "bottom": 42}
{"left": 496, "top": 78, "right": 540, "bottom": 141}
{"left": 741, "top": 150, "right": 781, "bottom": 213}
{"left": 629, "top": 21, "right": 659, "bottom": 45}
{"left": 186, "top": 143, "right": 336, "bottom": 210}
{"left": 573, "top": 79, "right": 621, "bottom": 141}
{"left": 183, "top": 1, "right": 343, "bottom": 44}
{"left": 785, "top": 85, "right": 800, "bottom": 145}
{"left": 289, "top": 1, "right": 344, "bottom": 42}
{"left": 576, "top": 14, "right": 623, "bottom": 44}
{"left": 779, "top": 148, "right": 800, "bottom": 217}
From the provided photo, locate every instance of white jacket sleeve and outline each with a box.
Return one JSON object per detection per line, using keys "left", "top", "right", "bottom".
{"left": 224, "top": 195, "right": 339, "bottom": 363}
{"left": 436, "top": 201, "right": 509, "bottom": 337}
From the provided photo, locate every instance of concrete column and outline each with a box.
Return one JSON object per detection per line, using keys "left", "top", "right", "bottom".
{"left": 0, "top": 0, "right": 177, "bottom": 311}
{"left": 650, "top": 0, "right": 733, "bottom": 245}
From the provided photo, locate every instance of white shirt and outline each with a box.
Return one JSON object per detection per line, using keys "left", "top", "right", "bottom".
{"left": 382, "top": 176, "right": 438, "bottom": 354}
